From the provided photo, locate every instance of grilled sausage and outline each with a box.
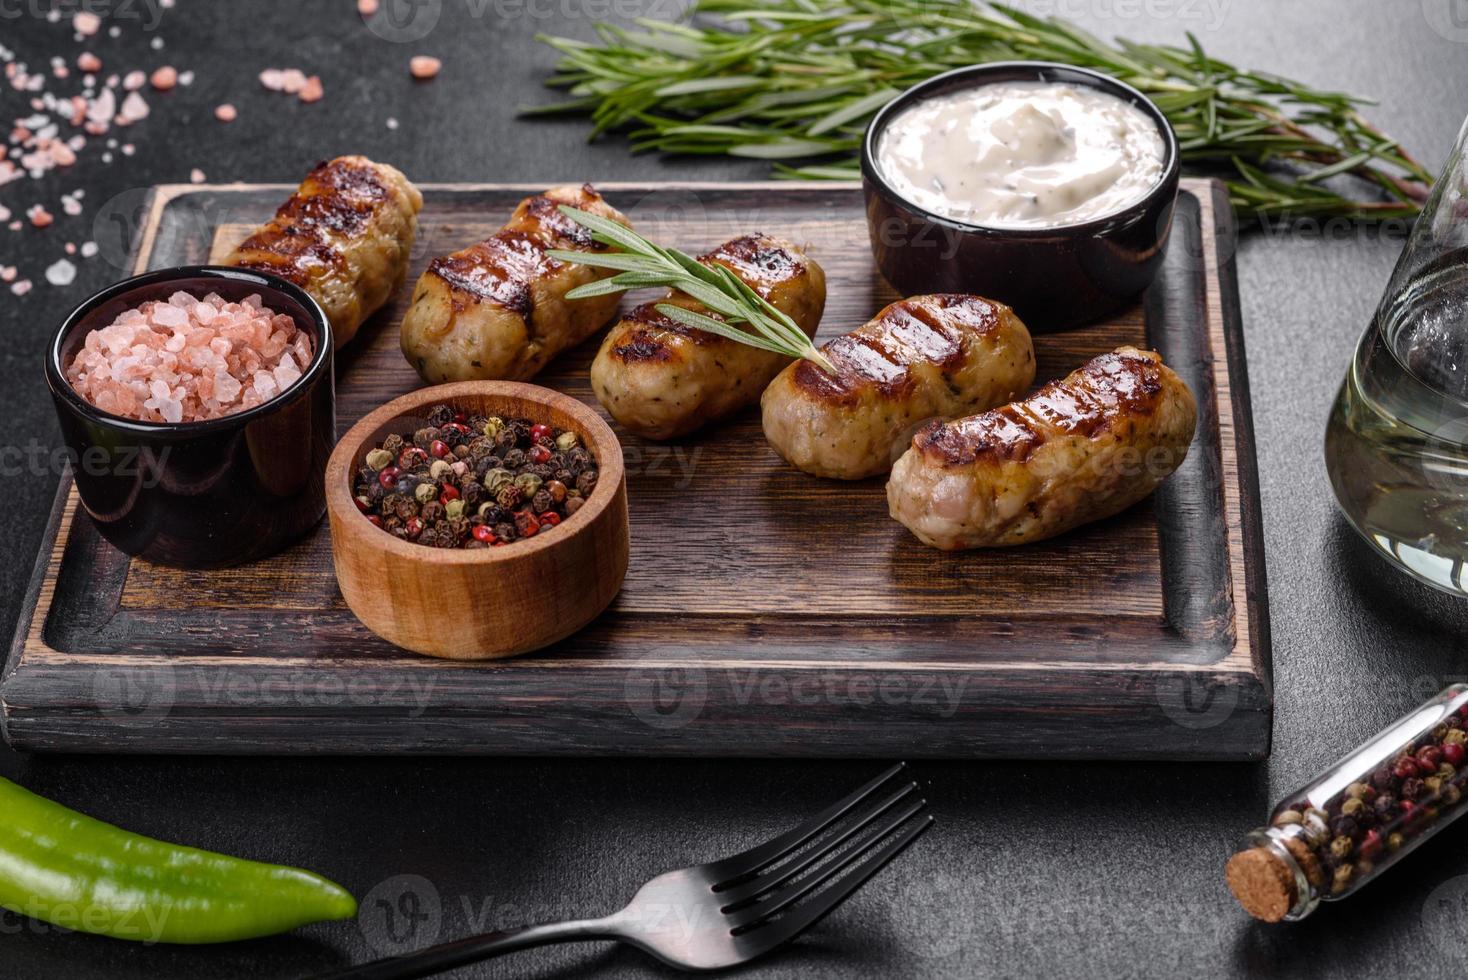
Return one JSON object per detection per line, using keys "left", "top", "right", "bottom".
{"left": 887, "top": 346, "right": 1197, "bottom": 549}
{"left": 590, "top": 235, "right": 826, "bottom": 441}
{"left": 761, "top": 294, "right": 1034, "bottom": 480}
{"left": 227, "top": 155, "right": 422, "bottom": 348}
{"left": 400, "top": 184, "right": 630, "bottom": 383}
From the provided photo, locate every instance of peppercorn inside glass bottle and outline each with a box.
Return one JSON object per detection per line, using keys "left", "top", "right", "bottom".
{"left": 1226, "top": 684, "right": 1468, "bottom": 922}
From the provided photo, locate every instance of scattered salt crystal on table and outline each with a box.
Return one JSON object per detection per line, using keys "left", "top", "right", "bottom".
{"left": 11, "top": 279, "right": 31, "bottom": 295}
{"left": 65, "top": 294, "right": 315, "bottom": 423}
{"left": 118, "top": 91, "right": 149, "bottom": 123}
{"left": 385, "top": 117, "right": 398, "bottom": 130}
{"left": 150, "top": 66, "right": 177, "bottom": 91}
{"left": 410, "top": 56, "right": 441, "bottom": 80}
{"left": 0, "top": 266, "right": 15, "bottom": 281}
{"left": 45, "top": 258, "right": 76, "bottom": 286}
{"left": 73, "top": 12, "right": 101, "bottom": 36}
{"left": 358, "top": 0, "right": 379, "bottom": 14}
{"left": 122, "top": 69, "right": 145, "bottom": 91}
{"left": 259, "top": 68, "right": 284, "bottom": 91}
{"left": 280, "top": 69, "right": 306, "bottom": 93}
{"left": 77, "top": 53, "right": 101, "bottom": 73}
{"left": 81, "top": 241, "right": 98, "bottom": 258}
{"left": 190, "top": 168, "right": 205, "bottom": 183}
{"left": 299, "top": 76, "right": 323, "bottom": 103}
{"left": 150, "top": 37, "right": 164, "bottom": 51}
{"left": 28, "top": 205, "right": 53, "bottom": 227}
{"left": 214, "top": 103, "right": 236, "bottom": 122}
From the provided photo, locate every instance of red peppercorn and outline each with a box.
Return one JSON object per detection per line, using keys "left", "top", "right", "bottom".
{"left": 430, "top": 439, "right": 450, "bottom": 458}
{"left": 453, "top": 411, "right": 466, "bottom": 424}
{"left": 1399, "top": 799, "right": 1417, "bottom": 815}
{"left": 530, "top": 423, "right": 554, "bottom": 443}
{"left": 367, "top": 515, "right": 383, "bottom": 528}
{"left": 1417, "top": 746, "right": 1443, "bottom": 771}
{"left": 446, "top": 422, "right": 471, "bottom": 434}
{"left": 378, "top": 465, "right": 401, "bottom": 488}
{"left": 354, "top": 495, "right": 373, "bottom": 514}
{"left": 398, "top": 447, "right": 428, "bottom": 469}
{"left": 404, "top": 517, "right": 424, "bottom": 539}
{"left": 538, "top": 511, "right": 561, "bottom": 527}
{"left": 472, "top": 524, "right": 496, "bottom": 543}
{"left": 1359, "top": 829, "right": 1383, "bottom": 859}
{"left": 1444, "top": 743, "right": 1465, "bottom": 766}
{"left": 1393, "top": 758, "right": 1420, "bottom": 780}
{"left": 1458, "top": 703, "right": 1468, "bottom": 719}
{"left": 529, "top": 445, "right": 552, "bottom": 464}
{"left": 440, "top": 484, "right": 460, "bottom": 503}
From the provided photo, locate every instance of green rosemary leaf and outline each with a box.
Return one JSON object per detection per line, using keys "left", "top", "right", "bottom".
{"left": 552, "top": 206, "right": 658, "bottom": 256}
{"left": 653, "top": 304, "right": 792, "bottom": 354}
{"left": 544, "top": 249, "right": 662, "bottom": 273}
{"left": 531, "top": 0, "right": 1433, "bottom": 221}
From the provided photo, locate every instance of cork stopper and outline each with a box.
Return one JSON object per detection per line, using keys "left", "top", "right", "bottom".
{"left": 1225, "top": 846, "right": 1297, "bottom": 922}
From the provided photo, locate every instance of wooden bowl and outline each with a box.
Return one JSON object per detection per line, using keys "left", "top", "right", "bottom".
{"left": 325, "top": 381, "right": 629, "bottom": 660}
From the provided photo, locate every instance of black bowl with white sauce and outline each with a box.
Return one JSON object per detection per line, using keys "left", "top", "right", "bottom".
{"left": 861, "top": 62, "right": 1181, "bottom": 331}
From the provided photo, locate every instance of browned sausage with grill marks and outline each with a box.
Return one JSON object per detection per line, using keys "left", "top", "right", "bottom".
{"left": 400, "top": 184, "right": 630, "bottom": 383}
{"left": 887, "top": 346, "right": 1197, "bottom": 549}
{"left": 227, "top": 155, "right": 422, "bottom": 349}
{"left": 761, "top": 294, "right": 1034, "bottom": 480}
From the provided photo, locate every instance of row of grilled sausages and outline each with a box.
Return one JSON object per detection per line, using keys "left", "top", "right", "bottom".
{"left": 225, "top": 158, "right": 1198, "bottom": 549}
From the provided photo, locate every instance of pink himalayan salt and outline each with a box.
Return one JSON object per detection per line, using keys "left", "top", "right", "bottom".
{"left": 358, "top": 0, "right": 379, "bottom": 14}
{"left": 150, "top": 65, "right": 177, "bottom": 91}
{"left": 78, "top": 52, "right": 102, "bottom": 73}
{"left": 73, "top": 11, "right": 101, "bottom": 35}
{"left": 409, "top": 56, "right": 441, "bottom": 80}
{"left": 214, "top": 103, "right": 236, "bottom": 122}
{"left": 65, "top": 291, "right": 315, "bottom": 424}
{"left": 298, "top": 75, "right": 323, "bottom": 103}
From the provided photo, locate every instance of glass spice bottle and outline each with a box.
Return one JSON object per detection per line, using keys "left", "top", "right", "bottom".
{"left": 1227, "top": 684, "right": 1468, "bottom": 922}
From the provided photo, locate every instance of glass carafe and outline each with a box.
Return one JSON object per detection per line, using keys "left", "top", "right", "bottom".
{"left": 1325, "top": 114, "right": 1468, "bottom": 594}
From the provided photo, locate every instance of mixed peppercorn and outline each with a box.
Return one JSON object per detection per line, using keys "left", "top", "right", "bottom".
{"left": 353, "top": 403, "right": 597, "bottom": 548}
{"left": 1271, "top": 702, "right": 1468, "bottom": 898}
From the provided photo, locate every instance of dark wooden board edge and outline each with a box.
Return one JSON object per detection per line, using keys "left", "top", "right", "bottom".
{"left": 4, "top": 179, "right": 1271, "bottom": 759}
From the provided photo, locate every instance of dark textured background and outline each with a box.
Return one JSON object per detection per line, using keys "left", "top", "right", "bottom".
{"left": 4, "top": 1, "right": 1468, "bottom": 977}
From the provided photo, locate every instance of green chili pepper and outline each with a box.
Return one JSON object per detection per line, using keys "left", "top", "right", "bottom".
{"left": 0, "top": 777, "right": 358, "bottom": 944}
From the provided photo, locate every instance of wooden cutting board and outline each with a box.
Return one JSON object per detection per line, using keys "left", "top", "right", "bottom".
{"left": 2, "top": 179, "right": 1270, "bottom": 758}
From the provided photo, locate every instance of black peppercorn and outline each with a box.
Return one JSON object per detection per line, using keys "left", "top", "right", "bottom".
{"left": 461, "top": 482, "right": 486, "bottom": 507}
{"left": 503, "top": 448, "right": 526, "bottom": 469}
{"left": 532, "top": 489, "right": 553, "bottom": 513}
{"left": 496, "top": 484, "right": 524, "bottom": 509}
{"left": 1401, "top": 777, "right": 1425, "bottom": 800}
{"left": 427, "top": 405, "right": 455, "bottom": 428}
{"left": 394, "top": 499, "right": 419, "bottom": 521}
{"left": 576, "top": 469, "right": 599, "bottom": 495}
{"left": 420, "top": 500, "right": 446, "bottom": 524}
{"left": 494, "top": 427, "right": 517, "bottom": 453}
{"left": 413, "top": 427, "right": 440, "bottom": 449}
{"left": 494, "top": 521, "right": 516, "bottom": 542}
{"left": 1330, "top": 816, "right": 1358, "bottom": 839}
{"left": 382, "top": 433, "right": 405, "bottom": 455}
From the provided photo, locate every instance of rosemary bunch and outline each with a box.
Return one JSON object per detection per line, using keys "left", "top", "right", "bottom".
{"left": 551, "top": 206, "right": 835, "bottom": 370}
{"left": 529, "top": 0, "right": 1433, "bottom": 221}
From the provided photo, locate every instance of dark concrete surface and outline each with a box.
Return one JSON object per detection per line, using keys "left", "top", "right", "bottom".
{"left": 3, "top": 1, "right": 1468, "bottom": 977}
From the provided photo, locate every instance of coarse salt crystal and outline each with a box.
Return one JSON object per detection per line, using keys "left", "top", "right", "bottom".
{"left": 259, "top": 68, "right": 284, "bottom": 91}
{"left": 119, "top": 91, "right": 149, "bottom": 123}
{"left": 122, "top": 70, "right": 146, "bottom": 91}
{"left": 11, "top": 279, "right": 31, "bottom": 295}
{"left": 358, "top": 0, "right": 379, "bottom": 14}
{"left": 45, "top": 258, "right": 76, "bottom": 285}
{"left": 78, "top": 53, "right": 101, "bottom": 73}
{"left": 73, "top": 12, "right": 101, "bottom": 36}
{"left": 410, "top": 56, "right": 441, "bottom": 80}
{"left": 81, "top": 241, "right": 98, "bottom": 258}
{"left": 298, "top": 75, "right": 323, "bottom": 103}
{"left": 385, "top": 117, "right": 398, "bottom": 130}
{"left": 280, "top": 69, "right": 306, "bottom": 93}
{"left": 214, "top": 103, "right": 236, "bottom": 122}
{"left": 0, "top": 266, "right": 14, "bottom": 281}
{"left": 28, "top": 206, "right": 53, "bottom": 227}
{"left": 189, "top": 168, "right": 205, "bottom": 183}
{"left": 150, "top": 66, "right": 177, "bottom": 90}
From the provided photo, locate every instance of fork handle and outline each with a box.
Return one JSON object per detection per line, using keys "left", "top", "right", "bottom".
{"left": 311, "top": 917, "right": 622, "bottom": 980}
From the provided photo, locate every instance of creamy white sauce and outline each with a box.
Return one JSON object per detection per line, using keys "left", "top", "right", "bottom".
{"left": 876, "top": 81, "right": 1166, "bottom": 229}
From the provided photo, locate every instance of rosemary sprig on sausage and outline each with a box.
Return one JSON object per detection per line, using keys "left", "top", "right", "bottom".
{"left": 551, "top": 206, "right": 838, "bottom": 373}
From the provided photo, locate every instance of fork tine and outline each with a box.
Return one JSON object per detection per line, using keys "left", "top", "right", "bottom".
{"left": 735, "top": 809, "right": 933, "bottom": 951}
{"left": 707, "top": 763, "right": 910, "bottom": 888}
{"left": 727, "top": 794, "right": 927, "bottom": 930}
{"left": 715, "top": 781, "right": 920, "bottom": 910}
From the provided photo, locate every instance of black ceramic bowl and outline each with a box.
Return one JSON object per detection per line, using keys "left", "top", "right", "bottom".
{"left": 862, "top": 61, "right": 1181, "bottom": 332}
{"left": 45, "top": 265, "right": 335, "bottom": 568}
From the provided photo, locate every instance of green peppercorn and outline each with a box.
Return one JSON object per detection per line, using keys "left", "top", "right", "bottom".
{"left": 483, "top": 416, "right": 505, "bottom": 439}
{"left": 1329, "top": 835, "right": 1353, "bottom": 860}
{"left": 555, "top": 430, "right": 579, "bottom": 451}
{"left": 1447, "top": 730, "right": 1467, "bottom": 747}
{"left": 1344, "top": 782, "right": 1371, "bottom": 800}
{"left": 483, "top": 468, "right": 514, "bottom": 494}
{"left": 1273, "top": 809, "right": 1303, "bottom": 827}
{"left": 1444, "top": 784, "right": 1463, "bottom": 806}
{"left": 514, "top": 472, "right": 543, "bottom": 496}
{"left": 430, "top": 459, "right": 454, "bottom": 481}
{"left": 365, "top": 448, "right": 394, "bottom": 471}
{"left": 1388, "top": 831, "right": 1405, "bottom": 851}
{"left": 1426, "top": 776, "right": 1444, "bottom": 796}
{"left": 445, "top": 500, "right": 466, "bottom": 520}
{"left": 1340, "top": 798, "right": 1365, "bottom": 817}
{"left": 415, "top": 483, "right": 438, "bottom": 505}
{"left": 1440, "top": 763, "right": 1457, "bottom": 779}
{"left": 1331, "top": 864, "right": 1354, "bottom": 895}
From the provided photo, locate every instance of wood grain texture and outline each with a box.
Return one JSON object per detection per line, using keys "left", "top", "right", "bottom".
{"left": 325, "top": 382, "right": 630, "bottom": 660}
{"left": 1, "top": 179, "right": 1271, "bottom": 758}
